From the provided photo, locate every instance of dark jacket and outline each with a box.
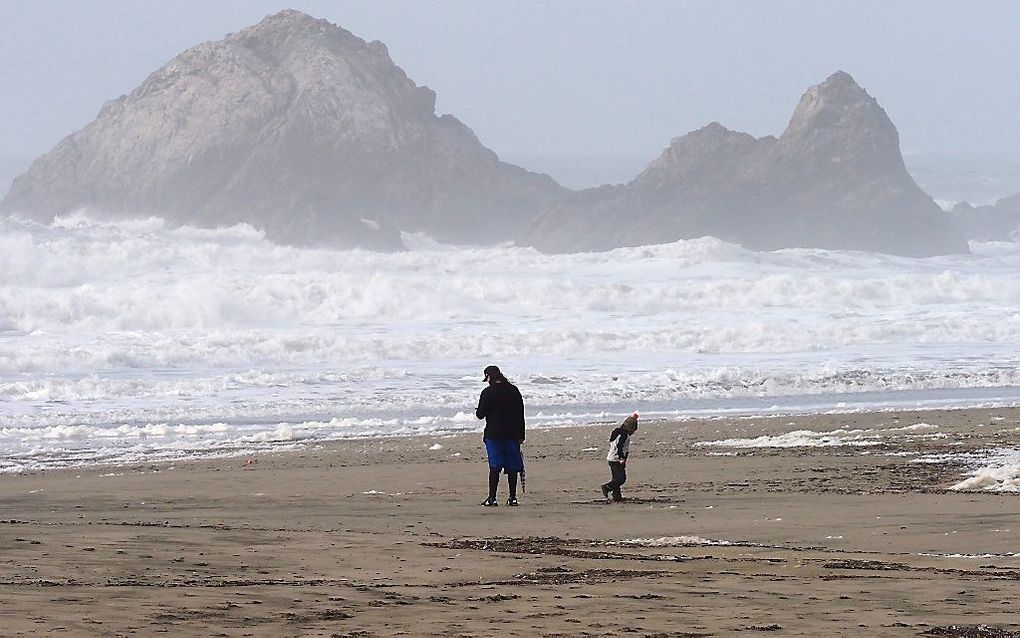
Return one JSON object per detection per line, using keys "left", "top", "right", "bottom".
{"left": 476, "top": 381, "right": 526, "bottom": 440}
{"left": 606, "top": 426, "right": 631, "bottom": 462}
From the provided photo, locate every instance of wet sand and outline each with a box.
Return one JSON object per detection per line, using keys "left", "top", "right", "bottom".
{"left": 2, "top": 407, "right": 1019, "bottom": 637}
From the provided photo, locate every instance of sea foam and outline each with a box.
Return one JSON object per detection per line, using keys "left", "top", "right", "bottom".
{"left": 948, "top": 449, "right": 1020, "bottom": 492}
{"left": 3, "top": 213, "right": 1020, "bottom": 471}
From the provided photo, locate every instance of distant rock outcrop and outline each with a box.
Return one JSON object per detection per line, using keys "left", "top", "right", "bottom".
{"left": 950, "top": 194, "right": 1020, "bottom": 241}
{"left": 529, "top": 71, "right": 968, "bottom": 257}
{"left": 1, "top": 16, "right": 968, "bottom": 256}
{"left": 1, "top": 10, "right": 563, "bottom": 249}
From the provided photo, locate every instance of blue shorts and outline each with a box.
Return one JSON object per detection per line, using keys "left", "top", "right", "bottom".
{"left": 484, "top": 438, "right": 524, "bottom": 473}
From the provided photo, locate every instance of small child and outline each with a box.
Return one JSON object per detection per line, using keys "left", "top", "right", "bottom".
{"left": 601, "top": 412, "right": 638, "bottom": 502}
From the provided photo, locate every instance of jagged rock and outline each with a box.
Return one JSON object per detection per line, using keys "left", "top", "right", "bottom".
{"left": 1, "top": 10, "right": 562, "bottom": 249}
{"left": 530, "top": 71, "right": 968, "bottom": 257}
{"left": 950, "top": 193, "right": 1020, "bottom": 241}
{"left": 1, "top": 18, "right": 969, "bottom": 257}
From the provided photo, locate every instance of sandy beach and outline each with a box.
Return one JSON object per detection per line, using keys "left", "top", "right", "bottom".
{"left": 2, "top": 407, "right": 1019, "bottom": 637}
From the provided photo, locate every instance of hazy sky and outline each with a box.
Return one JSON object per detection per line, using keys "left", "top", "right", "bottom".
{"left": 2, "top": 0, "right": 1018, "bottom": 164}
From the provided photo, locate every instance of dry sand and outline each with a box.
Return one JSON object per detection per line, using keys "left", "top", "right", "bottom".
{"left": 1, "top": 407, "right": 1019, "bottom": 637}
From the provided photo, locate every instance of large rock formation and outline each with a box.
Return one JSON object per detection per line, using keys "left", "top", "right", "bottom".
{"left": 529, "top": 71, "right": 968, "bottom": 256}
{"left": 1, "top": 10, "right": 563, "bottom": 249}
{"left": 1, "top": 16, "right": 968, "bottom": 257}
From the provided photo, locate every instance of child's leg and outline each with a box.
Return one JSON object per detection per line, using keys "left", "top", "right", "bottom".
{"left": 606, "top": 461, "right": 627, "bottom": 500}
{"left": 613, "top": 462, "right": 627, "bottom": 499}
{"left": 507, "top": 471, "right": 518, "bottom": 498}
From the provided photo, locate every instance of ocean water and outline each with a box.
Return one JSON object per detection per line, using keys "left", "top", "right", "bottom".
{"left": 3, "top": 213, "right": 1020, "bottom": 473}
{"left": 903, "top": 152, "right": 1020, "bottom": 208}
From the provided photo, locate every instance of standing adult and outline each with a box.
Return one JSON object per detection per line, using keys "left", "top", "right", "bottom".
{"left": 475, "top": 365, "right": 526, "bottom": 506}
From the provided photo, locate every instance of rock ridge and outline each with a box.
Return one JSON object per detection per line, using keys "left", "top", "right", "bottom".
{"left": 950, "top": 193, "right": 1020, "bottom": 241}
{"left": 529, "top": 71, "right": 967, "bottom": 256}
{"left": 2, "top": 10, "right": 563, "bottom": 249}
{"left": 2, "top": 15, "right": 968, "bottom": 257}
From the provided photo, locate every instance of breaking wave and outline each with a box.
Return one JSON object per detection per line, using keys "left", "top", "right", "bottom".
{"left": 3, "top": 213, "right": 1020, "bottom": 470}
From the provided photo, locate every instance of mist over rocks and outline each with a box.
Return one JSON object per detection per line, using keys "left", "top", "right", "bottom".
{"left": 0, "top": 157, "right": 31, "bottom": 201}
{"left": 1, "top": 9, "right": 563, "bottom": 250}
{"left": 1, "top": 14, "right": 968, "bottom": 256}
{"left": 530, "top": 71, "right": 968, "bottom": 257}
{"left": 950, "top": 193, "right": 1020, "bottom": 241}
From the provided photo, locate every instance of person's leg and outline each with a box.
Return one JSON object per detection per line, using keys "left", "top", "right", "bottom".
{"left": 488, "top": 467, "right": 501, "bottom": 500}
{"left": 607, "top": 463, "right": 624, "bottom": 498}
{"left": 607, "top": 461, "right": 627, "bottom": 501}
{"left": 601, "top": 464, "right": 612, "bottom": 499}
{"left": 483, "top": 439, "right": 505, "bottom": 504}
{"left": 503, "top": 439, "right": 523, "bottom": 504}
{"left": 605, "top": 462, "right": 625, "bottom": 490}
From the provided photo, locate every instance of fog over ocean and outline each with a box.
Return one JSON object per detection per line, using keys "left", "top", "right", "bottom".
{"left": 2, "top": 205, "right": 1020, "bottom": 472}
{"left": 503, "top": 151, "right": 1020, "bottom": 206}
{"left": 6, "top": 151, "right": 1020, "bottom": 207}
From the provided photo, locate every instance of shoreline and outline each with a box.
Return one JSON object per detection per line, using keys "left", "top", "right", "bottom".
{"left": 8, "top": 393, "right": 1020, "bottom": 476}
{"left": 2, "top": 405, "right": 1018, "bottom": 636}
